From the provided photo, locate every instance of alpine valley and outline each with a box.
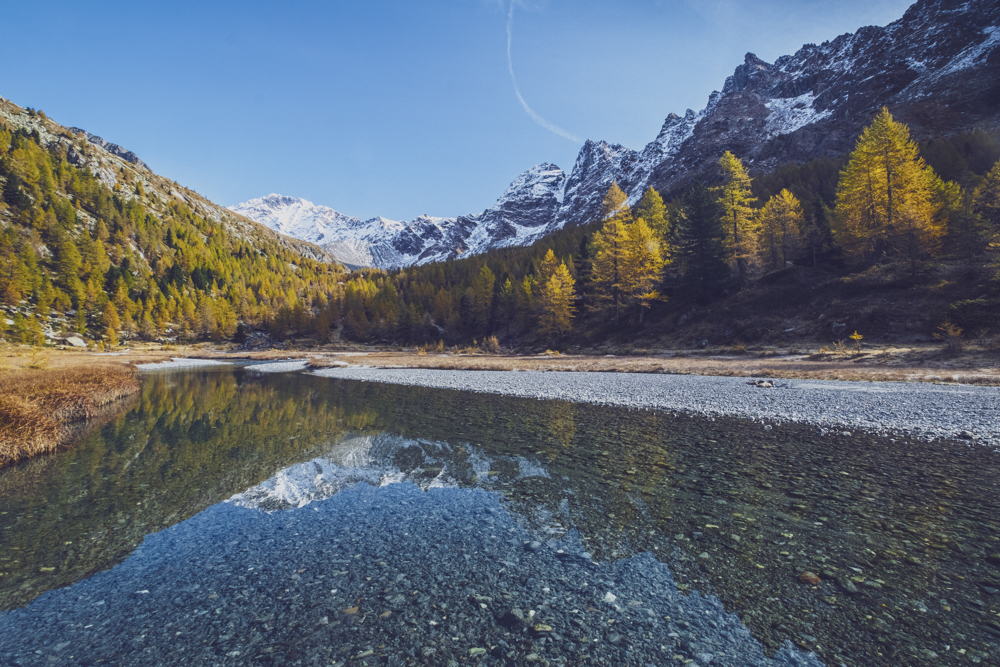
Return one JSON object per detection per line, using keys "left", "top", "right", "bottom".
{"left": 233, "top": 0, "right": 1000, "bottom": 269}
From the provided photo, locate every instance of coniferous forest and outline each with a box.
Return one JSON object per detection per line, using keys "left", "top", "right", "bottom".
{"left": 3, "top": 107, "right": 1000, "bottom": 350}
{"left": 330, "top": 109, "right": 1000, "bottom": 349}
{"left": 0, "top": 111, "right": 345, "bottom": 348}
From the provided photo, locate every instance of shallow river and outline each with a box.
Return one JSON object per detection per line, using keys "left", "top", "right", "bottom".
{"left": 0, "top": 367, "right": 998, "bottom": 666}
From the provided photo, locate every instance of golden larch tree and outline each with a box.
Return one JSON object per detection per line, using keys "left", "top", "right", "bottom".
{"left": 634, "top": 186, "right": 669, "bottom": 242}
{"left": 759, "top": 189, "right": 804, "bottom": 271}
{"left": 834, "top": 107, "right": 943, "bottom": 263}
{"left": 537, "top": 261, "right": 576, "bottom": 340}
{"left": 602, "top": 181, "right": 628, "bottom": 219}
{"left": 717, "top": 151, "right": 757, "bottom": 279}
{"left": 620, "top": 217, "right": 665, "bottom": 323}
{"left": 588, "top": 202, "right": 631, "bottom": 326}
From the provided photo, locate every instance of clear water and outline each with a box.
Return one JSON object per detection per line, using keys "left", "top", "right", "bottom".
{"left": 0, "top": 367, "right": 998, "bottom": 665}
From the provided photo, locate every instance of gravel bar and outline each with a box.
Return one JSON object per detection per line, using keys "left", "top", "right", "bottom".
{"left": 314, "top": 368, "right": 1000, "bottom": 444}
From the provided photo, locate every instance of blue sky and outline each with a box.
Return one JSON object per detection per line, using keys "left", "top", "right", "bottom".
{"left": 1, "top": 0, "right": 914, "bottom": 220}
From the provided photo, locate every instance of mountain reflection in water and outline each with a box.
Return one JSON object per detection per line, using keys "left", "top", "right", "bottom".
{"left": 0, "top": 367, "right": 997, "bottom": 666}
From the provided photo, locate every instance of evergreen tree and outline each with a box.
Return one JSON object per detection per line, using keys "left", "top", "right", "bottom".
{"left": 834, "top": 107, "right": 943, "bottom": 263}
{"left": 974, "top": 158, "right": 1000, "bottom": 243}
{"left": 471, "top": 265, "right": 495, "bottom": 334}
{"left": 758, "top": 189, "right": 804, "bottom": 271}
{"left": 2, "top": 174, "right": 31, "bottom": 209}
{"left": 717, "top": 151, "right": 757, "bottom": 280}
{"left": 497, "top": 277, "right": 518, "bottom": 336}
{"left": 675, "top": 183, "right": 729, "bottom": 304}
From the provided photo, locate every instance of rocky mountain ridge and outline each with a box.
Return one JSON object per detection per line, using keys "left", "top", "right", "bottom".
{"left": 235, "top": 0, "right": 1000, "bottom": 269}
{"left": 230, "top": 163, "right": 566, "bottom": 269}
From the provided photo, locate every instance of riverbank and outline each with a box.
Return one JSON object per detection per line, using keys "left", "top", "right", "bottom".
{"left": 313, "top": 366, "right": 1000, "bottom": 445}
{"left": 14, "top": 339, "right": 1000, "bottom": 385}
{"left": 2, "top": 340, "right": 998, "bottom": 465}
{"left": 0, "top": 361, "right": 140, "bottom": 467}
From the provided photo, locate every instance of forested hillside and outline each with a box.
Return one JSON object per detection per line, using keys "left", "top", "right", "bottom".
{"left": 0, "top": 99, "right": 345, "bottom": 347}
{"left": 332, "top": 110, "right": 1000, "bottom": 350}
{"left": 2, "top": 99, "right": 999, "bottom": 353}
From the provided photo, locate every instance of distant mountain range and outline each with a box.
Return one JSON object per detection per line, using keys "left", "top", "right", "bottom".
{"left": 233, "top": 0, "right": 1000, "bottom": 270}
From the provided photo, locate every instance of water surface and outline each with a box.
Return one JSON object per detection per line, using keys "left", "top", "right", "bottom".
{"left": 1, "top": 368, "right": 998, "bottom": 666}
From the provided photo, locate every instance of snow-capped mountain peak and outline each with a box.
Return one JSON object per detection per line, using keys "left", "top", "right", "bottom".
{"left": 229, "top": 194, "right": 364, "bottom": 245}
{"left": 234, "top": 0, "right": 1000, "bottom": 270}
{"left": 231, "top": 163, "right": 566, "bottom": 269}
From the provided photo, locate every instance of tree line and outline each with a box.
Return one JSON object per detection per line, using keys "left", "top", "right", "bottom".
{"left": 2, "top": 108, "right": 999, "bottom": 349}
{"left": 333, "top": 108, "right": 1000, "bottom": 346}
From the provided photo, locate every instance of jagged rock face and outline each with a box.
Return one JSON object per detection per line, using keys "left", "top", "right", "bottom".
{"left": 548, "top": 0, "right": 1000, "bottom": 224}
{"left": 68, "top": 128, "right": 148, "bottom": 170}
{"left": 231, "top": 164, "right": 566, "bottom": 269}
{"left": 640, "top": 0, "right": 1000, "bottom": 198}
{"left": 553, "top": 142, "right": 639, "bottom": 231}
{"left": 239, "top": 0, "right": 1000, "bottom": 267}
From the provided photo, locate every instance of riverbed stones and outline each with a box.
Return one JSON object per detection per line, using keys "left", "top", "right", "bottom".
{"left": 0, "top": 483, "right": 822, "bottom": 666}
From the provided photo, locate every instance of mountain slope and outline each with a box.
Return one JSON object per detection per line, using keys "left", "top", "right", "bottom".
{"left": 0, "top": 96, "right": 345, "bottom": 343}
{"left": 0, "top": 98, "right": 339, "bottom": 265}
{"left": 235, "top": 0, "right": 1000, "bottom": 270}
{"left": 572, "top": 0, "right": 1000, "bottom": 216}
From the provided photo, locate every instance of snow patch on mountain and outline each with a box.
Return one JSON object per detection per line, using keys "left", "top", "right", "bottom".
{"left": 232, "top": 163, "right": 566, "bottom": 270}
{"left": 935, "top": 24, "right": 1000, "bottom": 77}
{"left": 764, "top": 92, "right": 832, "bottom": 138}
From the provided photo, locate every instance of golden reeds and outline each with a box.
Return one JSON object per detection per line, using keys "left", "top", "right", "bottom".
{"left": 0, "top": 364, "right": 141, "bottom": 467}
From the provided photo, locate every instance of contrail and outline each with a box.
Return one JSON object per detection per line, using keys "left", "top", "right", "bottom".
{"left": 506, "top": 1, "right": 581, "bottom": 143}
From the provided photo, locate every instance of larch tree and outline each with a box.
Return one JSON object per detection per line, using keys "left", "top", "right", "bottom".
{"left": 758, "top": 189, "right": 804, "bottom": 271}
{"left": 101, "top": 302, "right": 121, "bottom": 347}
{"left": 620, "top": 217, "right": 665, "bottom": 324}
{"left": 589, "top": 203, "right": 632, "bottom": 326}
{"left": 537, "top": 261, "right": 576, "bottom": 341}
{"left": 602, "top": 181, "right": 628, "bottom": 219}
{"left": 717, "top": 151, "right": 757, "bottom": 280}
{"left": 537, "top": 248, "right": 561, "bottom": 286}
{"left": 833, "top": 107, "right": 943, "bottom": 264}
{"left": 634, "top": 186, "right": 669, "bottom": 242}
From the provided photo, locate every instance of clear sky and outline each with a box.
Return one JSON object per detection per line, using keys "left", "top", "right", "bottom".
{"left": 1, "top": 0, "right": 914, "bottom": 220}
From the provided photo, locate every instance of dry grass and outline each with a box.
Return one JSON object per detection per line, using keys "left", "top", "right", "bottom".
{"left": 0, "top": 360, "right": 140, "bottom": 467}
{"left": 340, "top": 348, "right": 1000, "bottom": 385}
{"left": 305, "top": 357, "right": 350, "bottom": 370}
